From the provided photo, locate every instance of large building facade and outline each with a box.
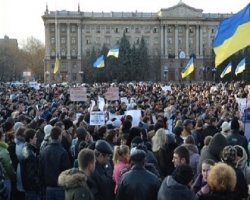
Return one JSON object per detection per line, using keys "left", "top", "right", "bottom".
{"left": 42, "top": 1, "right": 231, "bottom": 83}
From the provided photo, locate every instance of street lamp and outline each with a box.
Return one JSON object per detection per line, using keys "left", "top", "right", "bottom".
{"left": 45, "top": 71, "right": 50, "bottom": 84}
{"left": 163, "top": 66, "right": 168, "bottom": 83}
{"left": 79, "top": 71, "right": 84, "bottom": 83}
{"left": 200, "top": 66, "right": 205, "bottom": 82}
{"left": 212, "top": 68, "right": 216, "bottom": 82}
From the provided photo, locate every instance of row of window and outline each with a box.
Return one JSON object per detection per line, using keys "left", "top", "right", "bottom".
{"left": 51, "top": 49, "right": 77, "bottom": 57}
{"left": 50, "top": 25, "right": 77, "bottom": 32}
{"left": 168, "top": 26, "right": 216, "bottom": 34}
{"left": 51, "top": 37, "right": 76, "bottom": 44}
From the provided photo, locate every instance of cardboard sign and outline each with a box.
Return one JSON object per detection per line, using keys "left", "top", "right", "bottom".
{"left": 70, "top": 87, "right": 87, "bottom": 101}
{"left": 105, "top": 87, "right": 119, "bottom": 100}
{"left": 90, "top": 111, "right": 105, "bottom": 125}
{"left": 29, "top": 82, "right": 40, "bottom": 90}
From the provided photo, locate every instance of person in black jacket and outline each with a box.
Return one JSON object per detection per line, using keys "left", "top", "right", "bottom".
{"left": 39, "top": 126, "right": 71, "bottom": 200}
{"left": 116, "top": 148, "right": 161, "bottom": 200}
{"left": 88, "top": 140, "right": 115, "bottom": 200}
{"left": 20, "top": 128, "right": 40, "bottom": 200}
{"left": 0, "top": 162, "right": 8, "bottom": 200}
{"left": 200, "top": 117, "right": 218, "bottom": 148}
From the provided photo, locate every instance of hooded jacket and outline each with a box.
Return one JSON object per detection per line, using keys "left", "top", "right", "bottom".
{"left": 58, "top": 168, "right": 95, "bottom": 200}
{"left": 158, "top": 176, "right": 195, "bottom": 200}
{"left": 199, "top": 133, "right": 227, "bottom": 171}
{"left": 234, "top": 145, "right": 250, "bottom": 184}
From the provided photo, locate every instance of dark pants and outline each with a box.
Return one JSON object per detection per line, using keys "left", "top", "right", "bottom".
{"left": 25, "top": 190, "right": 39, "bottom": 200}
{"left": 45, "top": 187, "right": 64, "bottom": 200}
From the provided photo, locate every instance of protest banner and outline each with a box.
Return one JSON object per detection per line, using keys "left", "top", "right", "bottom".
{"left": 105, "top": 87, "right": 119, "bottom": 100}
{"left": 125, "top": 110, "right": 141, "bottom": 127}
{"left": 90, "top": 111, "right": 105, "bottom": 125}
{"left": 70, "top": 87, "right": 87, "bottom": 101}
{"left": 29, "top": 82, "right": 40, "bottom": 90}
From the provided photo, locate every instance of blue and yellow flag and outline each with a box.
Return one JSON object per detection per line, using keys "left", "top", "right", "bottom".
{"left": 53, "top": 53, "right": 60, "bottom": 74}
{"left": 93, "top": 55, "right": 105, "bottom": 68}
{"left": 181, "top": 57, "right": 194, "bottom": 79}
{"left": 213, "top": 4, "right": 250, "bottom": 67}
{"left": 235, "top": 58, "right": 246, "bottom": 75}
{"left": 107, "top": 47, "right": 119, "bottom": 58}
{"left": 220, "top": 62, "right": 232, "bottom": 78}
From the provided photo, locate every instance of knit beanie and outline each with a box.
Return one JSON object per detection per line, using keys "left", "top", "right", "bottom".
{"left": 63, "top": 119, "right": 73, "bottom": 130}
{"left": 230, "top": 118, "right": 239, "bottom": 130}
{"left": 172, "top": 164, "right": 194, "bottom": 185}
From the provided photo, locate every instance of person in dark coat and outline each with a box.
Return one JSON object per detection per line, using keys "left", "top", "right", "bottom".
{"left": 35, "top": 118, "right": 46, "bottom": 151}
{"left": 88, "top": 140, "right": 115, "bottom": 200}
{"left": 0, "top": 162, "right": 8, "bottom": 200}
{"left": 173, "top": 126, "right": 184, "bottom": 146}
{"left": 20, "top": 129, "right": 40, "bottom": 199}
{"left": 116, "top": 149, "right": 161, "bottom": 200}
{"left": 200, "top": 117, "right": 218, "bottom": 148}
{"left": 158, "top": 164, "right": 195, "bottom": 200}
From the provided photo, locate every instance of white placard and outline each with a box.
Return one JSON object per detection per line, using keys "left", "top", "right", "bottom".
{"left": 235, "top": 96, "right": 247, "bottom": 114}
{"left": 90, "top": 111, "right": 105, "bottom": 125}
{"left": 120, "top": 97, "right": 129, "bottom": 104}
{"left": 161, "top": 86, "right": 172, "bottom": 92}
{"left": 90, "top": 100, "right": 96, "bottom": 111}
{"left": 125, "top": 110, "right": 141, "bottom": 127}
{"left": 109, "top": 112, "right": 124, "bottom": 121}
{"left": 70, "top": 87, "right": 87, "bottom": 101}
{"left": 105, "top": 87, "right": 119, "bottom": 100}
{"left": 29, "top": 82, "right": 40, "bottom": 90}
{"left": 98, "top": 96, "right": 105, "bottom": 111}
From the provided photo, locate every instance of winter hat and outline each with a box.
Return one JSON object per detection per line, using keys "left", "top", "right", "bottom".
{"left": 76, "top": 127, "right": 87, "bottom": 140}
{"left": 222, "top": 145, "right": 237, "bottom": 162}
{"left": 131, "top": 136, "right": 144, "bottom": 148}
{"left": 37, "top": 118, "right": 45, "bottom": 127}
{"left": 3, "top": 121, "right": 13, "bottom": 132}
{"left": 44, "top": 125, "right": 53, "bottom": 139}
{"left": 63, "top": 119, "right": 73, "bottom": 130}
{"left": 130, "top": 149, "right": 146, "bottom": 162}
{"left": 221, "top": 122, "right": 231, "bottom": 133}
{"left": 6, "top": 117, "right": 15, "bottom": 126}
{"left": 13, "top": 122, "right": 24, "bottom": 131}
{"left": 112, "top": 119, "right": 122, "bottom": 128}
{"left": 172, "top": 164, "right": 194, "bottom": 185}
{"left": 173, "top": 126, "right": 183, "bottom": 136}
{"left": 230, "top": 118, "right": 239, "bottom": 130}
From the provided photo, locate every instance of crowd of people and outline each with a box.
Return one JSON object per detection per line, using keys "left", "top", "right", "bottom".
{"left": 0, "top": 80, "right": 250, "bottom": 200}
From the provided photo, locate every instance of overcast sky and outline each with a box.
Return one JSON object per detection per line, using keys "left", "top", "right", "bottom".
{"left": 0, "top": 0, "right": 249, "bottom": 46}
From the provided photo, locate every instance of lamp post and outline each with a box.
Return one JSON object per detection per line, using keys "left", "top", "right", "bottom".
{"left": 212, "top": 68, "right": 216, "bottom": 82}
{"left": 79, "top": 71, "right": 84, "bottom": 83}
{"left": 200, "top": 66, "right": 205, "bottom": 82}
{"left": 163, "top": 66, "right": 168, "bottom": 83}
{"left": 45, "top": 71, "right": 50, "bottom": 84}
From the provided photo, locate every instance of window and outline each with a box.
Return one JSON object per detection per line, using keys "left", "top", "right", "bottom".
{"left": 203, "top": 27, "right": 207, "bottom": 33}
{"left": 71, "top": 25, "right": 76, "bottom": 32}
{"left": 51, "top": 49, "right": 55, "bottom": 56}
{"left": 115, "top": 27, "right": 120, "bottom": 33}
{"left": 178, "top": 26, "right": 183, "bottom": 33}
{"left": 71, "top": 37, "right": 76, "bottom": 44}
{"left": 86, "top": 38, "right": 90, "bottom": 44}
{"left": 144, "top": 26, "right": 150, "bottom": 33}
{"left": 116, "top": 37, "right": 120, "bottom": 44}
{"left": 106, "top": 26, "right": 110, "bottom": 33}
{"left": 61, "top": 63, "right": 66, "bottom": 69}
{"left": 125, "top": 27, "right": 130, "bottom": 33}
{"left": 189, "top": 27, "right": 193, "bottom": 33}
{"left": 135, "top": 37, "right": 140, "bottom": 44}
{"left": 168, "top": 38, "right": 172, "bottom": 44}
{"left": 61, "top": 37, "right": 66, "bottom": 44}
{"left": 154, "top": 49, "right": 158, "bottom": 56}
{"left": 51, "top": 37, "right": 55, "bottom": 44}
{"left": 168, "top": 48, "right": 172, "bottom": 53}
{"left": 96, "top": 26, "right": 100, "bottom": 33}
{"left": 72, "top": 49, "right": 76, "bottom": 56}
{"left": 168, "top": 27, "right": 172, "bottom": 33}
{"left": 144, "top": 38, "right": 149, "bottom": 44}
{"left": 61, "top": 25, "right": 66, "bottom": 32}
{"left": 189, "top": 38, "right": 193, "bottom": 44}
{"left": 105, "top": 37, "right": 110, "bottom": 44}
{"left": 86, "top": 49, "right": 90, "bottom": 56}
{"left": 135, "top": 27, "right": 140, "bottom": 33}
{"left": 211, "top": 28, "right": 215, "bottom": 34}
{"left": 61, "top": 49, "right": 66, "bottom": 56}
{"left": 154, "top": 37, "right": 158, "bottom": 44}
{"left": 72, "top": 73, "right": 76, "bottom": 81}
{"left": 86, "top": 25, "right": 90, "bottom": 33}
{"left": 72, "top": 62, "right": 77, "bottom": 69}
{"left": 50, "top": 25, "right": 55, "bottom": 32}
{"left": 178, "top": 38, "right": 182, "bottom": 45}
{"left": 153, "top": 27, "right": 159, "bottom": 33}
{"left": 96, "top": 37, "right": 100, "bottom": 44}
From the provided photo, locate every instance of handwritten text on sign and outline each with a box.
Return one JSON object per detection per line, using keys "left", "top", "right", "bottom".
{"left": 70, "top": 87, "right": 87, "bottom": 101}
{"left": 105, "top": 87, "right": 119, "bottom": 100}
{"left": 90, "top": 112, "right": 105, "bottom": 125}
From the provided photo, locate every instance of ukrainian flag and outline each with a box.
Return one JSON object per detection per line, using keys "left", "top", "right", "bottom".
{"left": 181, "top": 57, "right": 194, "bottom": 79}
{"left": 213, "top": 4, "right": 250, "bottom": 67}
{"left": 53, "top": 53, "right": 60, "bottom": 74}
{"left": 235, "top": 58, "right": 246, "bottom": 75}
{"left": 107, "top": 47, "right": 119, "bottom": 58}
{"left": 220, "top": 62, "right": 232, "bottom": 78}
{"left": 93, "top": 55, "right": 105, "bottom": 68}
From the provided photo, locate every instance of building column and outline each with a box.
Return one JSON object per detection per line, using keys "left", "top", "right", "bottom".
{"left": 175, "top": 25, "right": 178, "bottom": 59}
{"left": 67, "top": 23, "right": 71, "bottom": 59}
{"left": 207, "top": 26, "right": 211, "bottom": 57}
{"left": 165, "top": 24, "right": 168, "bottom": 58}
{"left": 185, "top": 25, "right": 189, "bottom": 58}
{"left": 160, "top": 24, "right": 164, "bottom": 57}
{"left": 77, "top": 22, "right": 82, "bottom": 59}
{"left": 57, "top": 23, "right": 60, "bottom": 58}
{"left": 45, "top": 23, "right": 50, "bottom": 58}
{"left": 196, "top": 25, "right": 199, "bottom": 58}
{"left": 199, "top": 25, "right": 203, "bottom": 58}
